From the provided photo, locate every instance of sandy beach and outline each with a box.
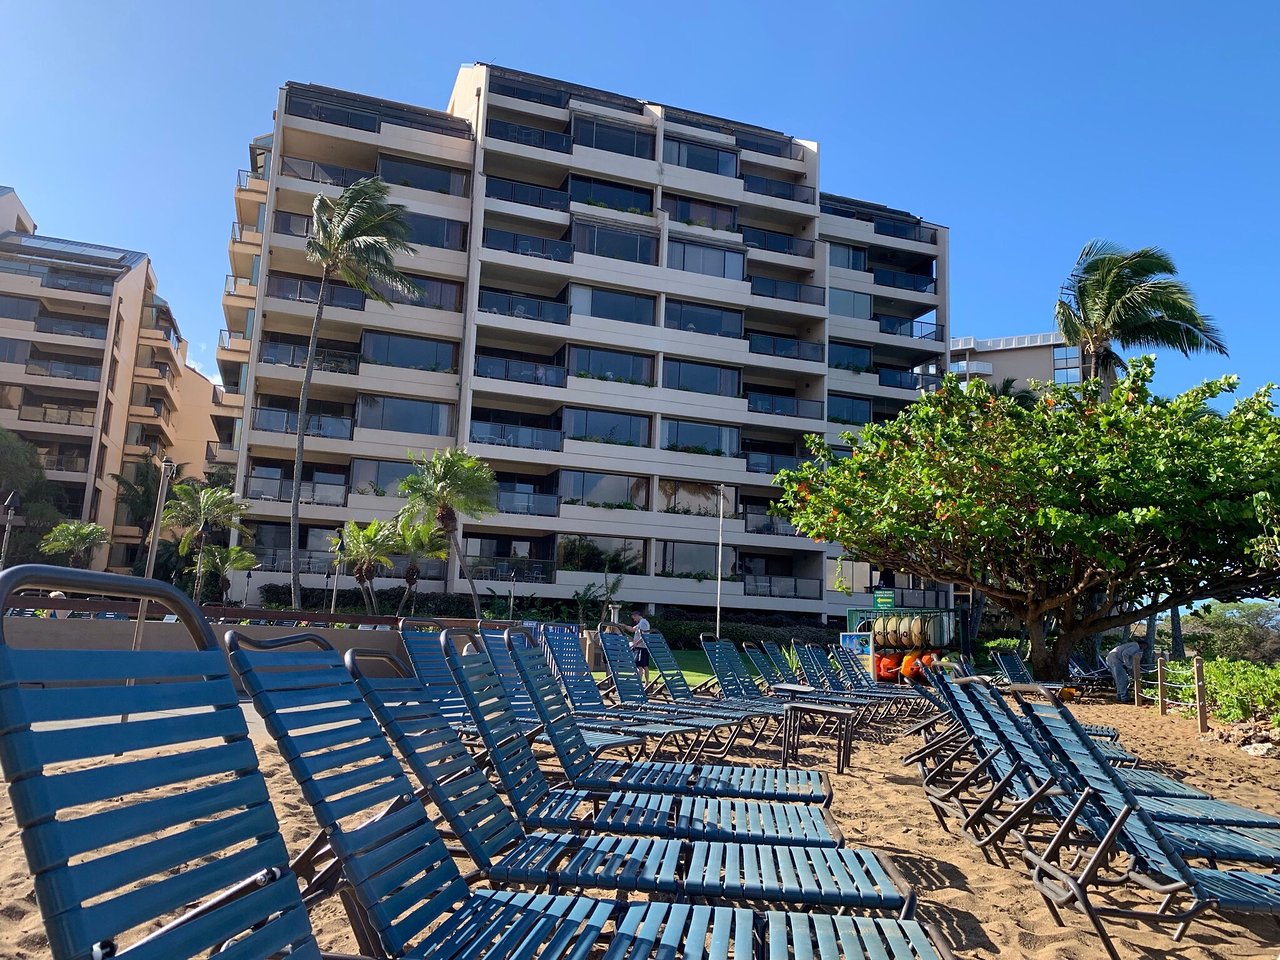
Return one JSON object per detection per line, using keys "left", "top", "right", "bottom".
{"left": 0, "top": 697, "right": 1276, "bottom": 958}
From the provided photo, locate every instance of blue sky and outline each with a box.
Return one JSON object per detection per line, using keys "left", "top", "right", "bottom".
{"left": 2, "top": 1, "right": 1276, "bottom": 403}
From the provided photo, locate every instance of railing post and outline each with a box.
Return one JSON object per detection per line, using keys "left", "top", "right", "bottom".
{"left": 1194, "top": 656, "right": 1209, "bottom": 733}
{"left": 1157, "top": 656, "right": 1167, "bottom": 716}
{"left": 1132, "top": 652, "right": 1143, "bottom": 707}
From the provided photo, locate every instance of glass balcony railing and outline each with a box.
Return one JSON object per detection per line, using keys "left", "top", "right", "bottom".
{"left": 41, "top": 453, "right": 89, "bottom": 473}
{"left": 251, "top": 548, "right": 333, "bottom": 575}
{"left": 741, "top": 226, "right": 815, "bottom": 258}
{"left": 224, "top": 274, "right": 254, "bottom": 296}
{"left": 469, "top": 421, "right": 563, "bottom": 452}
{"left": 477, "top": 289, "right": 570, "bottom": 324}
{"left": 273, "top": 211, "right": 313, "bottom": 237}
{"left": 748, "top": 276, "right": 825, "bottom": 305}
{"left": 878, "top": 369, "right": 941, "bottom": 391}
{"left": 872, "top": 267, "right": 936, "bottom": 294}
{"left": 237, "top": 169, "right": 266, "bottom": 190}
{"left": 20, "top": 405, "right": 95, "bottom": 426}
{"left": 259, "top": 341, "right": 361, "bottom": 375}
{"left": 743, "top": 575, "right": 821, "bottom": 599}
{"left": 205, "top": 440, "right": 236, "bottom": 462}
{"left": 742, "top": 508, "right": 797, "bottom": 536}
{"left": 876, "top": 315, "right": 943, "bottom": 341}
{"left": 496, "top": 490, "right": 560, "bottom": 517}
{"left": 279, "top": 156, "right": 371, "bottom": 189}
{"left": 465, "top": 555, "right": 555, "bottom": 583}
{"left": 265, "top": 274, "right": 365, "bottom": 311}
{"left": 482, "top": 229, "right": 573, "bottom": 263}
{"left": 873, "top": 219, "right": 939, "bottom": 244}
{"left": 219, "top": 329, "right": 249, "bottom": 349}
{"left": 747, "top": 333, "right": 823, "bottom": 363}
{"left": 34, "top": 316, "right": 108, "bottom": 340}
{"left": 245, "top": 477, "right": 348, "bottom": 507}
{"left": 485, "top": 177, "right": 570, "bottom": 211}
{"left": 746, "top": 393, "right": 823, "bottom": 420}
{"left": 26, "top": 358, "right": 102, "bottom": 382}
{"left": 486, "top": 118, "right": 573, "bottom": 154}
{"left": 741, "top": 175, "right": 815, "bottom": 204}
{"left": 736, "top": 132, "right": 805, "bottom": 160}
{"left": 252, "top": 407, "right": 354, "bottom": 440}
{"left": 745, "top": 452, "right": 800, "bottom": 475}
{"left": 475, "top": 356, "right": 567, "bottom": 387}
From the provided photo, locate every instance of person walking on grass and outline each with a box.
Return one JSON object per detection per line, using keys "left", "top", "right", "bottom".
{"left": 623, "top": 610, "right": 651, "bottom": 685}
{"left": 1105, "top": 635, "right": 1148, "bottom": 703}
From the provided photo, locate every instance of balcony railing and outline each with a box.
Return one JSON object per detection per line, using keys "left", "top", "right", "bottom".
{"left": 748, "top": 276, "right": 825, "bottom": 305}
{"left": 482, "top": 229, "right": 573, "bottom": 263}
{"left": 477, "top": 289, "right": 570, "bottom": 325}
{"left": 206, "top": 440, "right": 236, "bottom": 462}
{"left": 486, "top": 118, "right": 573, "bottom": 154}
{"left": 746, "top": 393, "right": 823, "bottom": 420}
{"left": 873, "top": 267, "right": 936, "bottom": 294}
{"left": 497, "top": 490, "right": 560, "bottom": 517}
{"left": 26, "top": 358, "right": 102, "bottom": 382}
{"left": 485, "top": 177, "right": 570, "bottom": 211}
{"left": 475, "top": 356, "right": 567, "bottom": 387}
{"left": 949, "top": 360, "right": 994, "bottom": 376}
{"left": 34, "top": 316, "right": 108, "bottom": 340}
{"left": 744, "top": 575, "right": 821, "bottom": 599}
{"left": 741, "top": 226, "right": 815, "bottom": 258}
{"left": 876, "top": 315, "right": 943, "bottom": 341}
{"left": 747, "top": 333, "right": 823, "bottom": 363}
{"left": 224, "top": 274, "right": 254, "bottom": 295}
{"left": 246, "top": 477, "right": 348, "bottom": 507}
{"left": 878, "top": 369, "right": 941, "bottom": 391}
{"left": 273, "top": 211, "right": 313, "bottom": 238}
{"left": 237, "top": 169, "right": 266, "bottom": 190}
{"left": 231, "top": 220, "right": 262, "bottom": 242}
{"left": 251, "top": 548, "right": 333, "bottom": 575}
{"left": 279, "top": 156, "right": 371, "bottom": 189}
{"left": 41, "top": 454, "right": 88, "bottom": 473}
{"left": 874, "top": 219, "right": 939, "bottom": 245}
{"left": 741, "top": 175, "right": 815, "bottom": 205}
{"left": 742, "top": 508, "right": 797, "bottom": 536}
{"left": 745, "top": 452, "right": 800, "bottom": 475}
{"left": 265, "top": 274, "right": 365, "bottom": 311}
{"left": 259, "top": 341, "right": 361, "bottom": 375}
{"left": 736, "top": 132, "right": 805, "bottom": 161}
{"left": 469, "top": 421, "right": 563, "bottom": 452}
{"left": 219, "top": 329, "right": 249, "bottom": 349}
{"left": 465, "top": 555, "right": 555, "bottom": 583}
{"left": 252, "top": 407, "right": 354, "bottom": 440}
{"left": 20, "top": 405, "right": 95, "bottom": 427}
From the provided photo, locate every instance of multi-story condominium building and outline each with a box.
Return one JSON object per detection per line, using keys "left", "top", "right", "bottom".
{"left": 221, "top": 66, "right": 949, "bottom": 620}
{"left": 0, "top": 186, "right": 219, "bottom": 571}
{"left": 949, "top": 332, "right": 1081, "bottom": 390}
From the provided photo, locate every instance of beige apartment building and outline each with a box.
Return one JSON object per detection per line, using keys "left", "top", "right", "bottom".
{"left": 949, "top": 331, "right": 1081, "bottom": 390}
{"left": 0, "top": 187, "right": 219, "bottom": 571}
{"left": 220, "top": 67, "right": 950, "bottom": 620}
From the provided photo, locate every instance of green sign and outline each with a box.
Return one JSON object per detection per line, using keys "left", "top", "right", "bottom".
{"left": 873, "top": 589, "right": 895, "bottom": 610}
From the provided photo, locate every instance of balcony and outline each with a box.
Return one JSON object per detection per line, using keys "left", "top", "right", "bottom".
{"left": 744, "top": 575, "right": 821, "bottom": 600}
{"left": 224, "top": 274, "right": 254, "bottom": 296}
{"left": 265, "top": 274, "right": 365, "bottom": 311}
{"left": 745, "top": 452, "right": 800, "bottom": 475}
{"left": 879, "top": 369, "right": 941, "bottom": 392}
{"left": 749, "top": 276, "right": 825, "bottom": 305}
{"left": 206, "top": 440, "right": 237, "bottom": 462}
{"left": 742, "top": 507, "right": 797, "bottom": 536}
{"left": 949, "top": 360, "right": 993, "bottom": 376}
{"left": 246, "top": 477, "right": 348, "bottom": 507}
{"left": 741, "top": 226, "right": 814, "bottom": 258}
{"left": 252, "top": 548, "right": 333, "bottom": 575}
{"left": 231, "top": 220, "right": 262, "bottom": 242}
{"left": 747, "top": 333, "right": 823, "bottom": 363}
{"left": 746, "top": 393, "right": 823, "bottom": 420}
{"left": 279, "top": 156, "right": 371, "bottom": 189}
{"left": 475, "top": 356, "right": 567, "bottom": 388}
{"left": 41, "top": 453, "right": 88, "bottom": 473}
{"left": 260, "top": 341, "right": 361, "bottom": 376}
{"left": 741, "top": 175, "right": 815, "bottom": 205}
{"left": 477, "top": 289, "right": 570, "bottom": 325}
{"left": 19, "top": 405, "right": 95, "bottom": 427}
{"left": 25, "top": 358, "right": 102, "bottom": 382}
{"left": 33, "top": 316, "right": 107, "bottom": 340}
{"left": 273, "top": 211, "right": 313, "bottom": 238}
{"left": 465, "top": 555, "right": 554, "bottom": 584}
{"left": 737, "top": 132, "right": 804, "bottom": 161}
{"left": 874, "top": 219, "right": 938, "bottom": 245}
{"left": 482, "top": 229, "right": 573, "bottom": 263}
{"left": 219, "top": 329, "right": 250, "bottom": 350}
{"left": 485, "top": 177, "right": 570, "bottom": 212}
{"left": 236, "top": 169, "right": 266, "bottom": 190}
{"left": 497, "top": 490, "right": 560, "bottom": 517}
{"left": 873, "top": 268, "right": 936, "bottom": 294}
{"left": 876, "top": 315, "right": 943, "bottom": 342}
{"left": 252, "top": 407, "right": 354, "bottom": 440}
{"left": 469, "top": 421, "right": 562, "bottom": 452}
{"left": 486, "top": 118, "right": 572, "bottom": 154}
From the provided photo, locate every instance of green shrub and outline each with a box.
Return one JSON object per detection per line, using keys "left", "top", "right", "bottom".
{"left": 650, "top": 618, "right": 839, "bottom": 650}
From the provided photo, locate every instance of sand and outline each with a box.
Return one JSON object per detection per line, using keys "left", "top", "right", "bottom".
{"left": 0, "top": 698, "right": 1277, "bottom": 958}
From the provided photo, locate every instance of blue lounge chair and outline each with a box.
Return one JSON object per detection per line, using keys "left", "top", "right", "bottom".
{"left": 794, "top": 642, "right": 926, "bottom": 715}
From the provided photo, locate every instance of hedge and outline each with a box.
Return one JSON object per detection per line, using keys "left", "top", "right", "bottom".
{"left": 650, "top": 618, "right": 840, "bottom": 650}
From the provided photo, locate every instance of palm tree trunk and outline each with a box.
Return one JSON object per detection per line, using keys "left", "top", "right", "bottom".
{"left": 193, "top": 542, "right": 207, "bottom": 605}
{"left": 290, "top": 268, "right": 329, "bottom": 610}
{"left": 449, "top": 528, "right": 483, "bottom": 619}
{"left": 397, "top": 583, "right": 411, "bottom": 617}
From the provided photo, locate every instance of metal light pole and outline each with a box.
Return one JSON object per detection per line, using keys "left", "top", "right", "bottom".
{"left": 330, "top": 528, "right": 344, "bottom": 614}
{"left": 715, "top": 483, "right": 725, "bottom": 639}
{"left": 508, "top": 572, "right": 516, "bottom": 622}
{"left": 130, "top": 457, "right": 175, "bottom": 652}
{"left": 0, "top": 491, "right": 23, "bottom": 571}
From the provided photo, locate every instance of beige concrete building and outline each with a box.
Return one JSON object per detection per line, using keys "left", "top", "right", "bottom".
{"left": 221, "top": 67, "right": 950, "bottom": 619}
{"left": 0, "top": 187, "right": 219, "bottom": 571}
{"left": 949, "top": 332, "right": 1081, "bottom": 390}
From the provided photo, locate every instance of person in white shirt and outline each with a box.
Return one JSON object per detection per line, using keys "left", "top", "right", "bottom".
{"left": 1105, "top": 636, "right": 1148, "bottom": 703}
{"left": 623, "top": 610, "right": 651, "bottom": 684}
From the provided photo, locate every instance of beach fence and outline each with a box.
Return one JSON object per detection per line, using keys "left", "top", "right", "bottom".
{"left": 1137, "top": 654, "right": 1209, "bottom": 732}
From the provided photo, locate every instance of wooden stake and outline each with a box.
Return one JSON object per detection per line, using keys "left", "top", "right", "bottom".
{"left": 1194, "top": 656, "right": 1209, "bottom": 733}
{"left": 1157, "top": 656, "right": 1167, "bottom": 716}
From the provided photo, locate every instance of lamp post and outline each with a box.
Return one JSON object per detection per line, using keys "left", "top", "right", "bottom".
{"left": 330, "top": 528, "right": 344, "bottom": 614}
{"left": 0, "top": 491, "right": 23, "bottom": 571}
{"left": 130, "top": 457, "right": 175, "bottom": 652}
{"left": 508, "top": 572, "right": 516, "bottom": 622}
{"left": 715, "top": 483, "right": 725, "bottom": 639}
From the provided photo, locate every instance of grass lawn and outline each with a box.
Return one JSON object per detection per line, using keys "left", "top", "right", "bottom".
{"left": 592, "top": 648, "right": 717, "bottom": 686}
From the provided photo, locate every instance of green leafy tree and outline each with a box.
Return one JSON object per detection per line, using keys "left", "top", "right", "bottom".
{"left": 0, "top": 427, "right": 66, "bottom": 565}
{"left": 289, "top": 178, "right": 416, "bottom": 609}
{"left": 777, "top": 358, "right": 1280, "bottom": 679}
{"left": 396, "top": 518, "right": 448, "bottom": 617}
{"left": 39, "top": 521, "right": 109, "bottom": 569}
{"left": 991, "top": 377, "right": 1038, "bottom": 410}
{"left": 161, "top": 484, "right": 249, "bottom": 602}
{"left": 398, "top": 449, "right": 497, "bottom": 618}
{"left": 1055, "top": 240, "right": 1226, "bottom": 387}
{"left": 1187, "top": 602, "right": 1280, "bottom": 662}
{"left": 333, "top": 520, "right": 398, "bottom": 615}
{"left": 193, "top": 545, "right": 259, "bottom": 604}
{"left": 109, "top": 460, "right": 185, "bottom": 539}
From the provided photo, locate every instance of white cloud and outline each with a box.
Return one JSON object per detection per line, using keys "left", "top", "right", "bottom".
{"left": 187, "top": 359, "right": 223, "bottom": 386}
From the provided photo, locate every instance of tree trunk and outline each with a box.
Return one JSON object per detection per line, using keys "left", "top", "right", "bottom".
{"left": 1170, "top": 606, "right": 1185, "bottom": 660}
{"left": 965, "top": 590, "right": 987, "bottom": 661}
{"left": 1145, "top": 610, "right": 1158, "bottom": 652}
{"left": 193, "top": 540, "right": 207, "bottom": 605}
{"left": 449, "top": 527, "right": 483, "bottom": 619}
{"left": 1026, "top": 614, "right": 1063, "bottom": 679}
{"left": 356, "top": 576, "right": 373, "bottom": 615}
{"left": 397, "top": 583, "right": 411, "bottom": 617}
{"left": 290, "top": 269, "right": 329, "bottom": 610}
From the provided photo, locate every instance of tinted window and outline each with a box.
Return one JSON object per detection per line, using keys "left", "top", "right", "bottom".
{"left": 658, "top": 541, "right": 734, "bottom": 577}
{"left": 662, "top": 419, "right": 740, "bottom": 456}
{"left": 829, "top": 243, "right": 867, "bottom": 271}
{"left": 557, "top": 534, "right": 645, "bottom": 575}
{"left": 569, "top": 286, "right": 654, "bottom": 325}
{"left": 569, "top": 176, "right": 653, "bottom": 213}
{"left": 573, "top": 117, "right": 655, "bottom": 159}
{"left": 664, "top": 299, "right": 743, "bottom": 337}
{"left": 563, "top": 407, "right": 650, "bottom": 446}
{"left": 568, "top": 346, "right": 653, "bottom": 385}
{"left": 378, "top": 155, "right": 468, "bottom": 196}
{"left": 357, "top": 395, "right": 452, "bottom": 435}
{"left": 573, "top": 222, "right": 657, "bottom": 264}
{"left": 829, "top": 394, "right": 871, "bottom": 425}
{"left": 662, "top": 137, "right": 737, "bottom": 177}
{"left": 661, "top": 194, "right": 736, "bottom": 230}
{"left": 668, "top": 241, "right": 744, "bottom": 279}
{"left": 0, "top": 294, "right": 39, "bottom": 321}
{"left": 663, "top": 359, "right": 739, "bottom": 396}
{"left": 361, "top": 331, "right": 456, "bottom": 371}
{"left": 559, "top": 470, "right": 649, "bottom": 508}
{"left": 830, "top": 288, "right": 872, "bottom": 319}
{"left": 829, "top": 342, "right": 873, "bottom": 371}
{"left": 404, "top": 213, "right": 468, "bottom": 250}
{"left": 350, "top": 458, "right": 416, "bottom": 496}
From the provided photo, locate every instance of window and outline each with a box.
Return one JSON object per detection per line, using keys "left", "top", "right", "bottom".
{"left": 350, "top": 459, "right": 415, "bottom": 497}
{"left": 563, "top": 407, "right": 650, "bottom": 446}
{"left": 662, "top": 137, "right": 737, "bottom": 177}
{"left": 830, "top": 288, "right": 872, "bottom": 320}
{"left": 361, "top": 331, "right": 456, "bottom": 372}
{"left": 1053, "top": 345, "right": 1081, "bottom": 384}
{"left": 569, "top": 286, "right": 655, "bottom": 325}
{"left": 572, "top": 222, "right": 657, "bottom": 263}
{"left": 661, "top": 194, "right": 736, "bottom": 230}
{"left": 656, "top": 480, "right": 736, "bottom": 516}
{"left": 662, "top": 419, "right": 740, "bottom": 457}
{"left": 489, "top": 76, "right": 568, "bottom": 107}
{"left": 658, "top": 541, "right": 735, "bottom": 579}
{"left": 663, "top": 359, "right": 739, "bottom": 397}
{"left": 668, "top": 240, "right": 744, "bottom": 280}
{"left": 377, "top": 155, "right": 468, "bottom": 196}
{"left": 0, "top": 294, "right": 38, "bottom": 321}
{"left": 829, "top": 342, "right": 873, "bottom": 372}
{"left": 829, "top": 394, "right": 872, "bottom": 426}
{"left": 559, "top": 470, "right": 649, "bottom": 509}
{"left": 557, "top": 534, "right": 645, "bottom": 575}
{"left": 356, "top": 395, "right": 452, "bottom": 435}
{"left": 567, "top": 346, "right": 652, "bottom": 385}
{"left": 664, "top": 299, "right": 743, "bottom": 338}
{"left": 568, "top": 176, "right": 653, "bottom": 213}
{"left": 829, "top": 243, "right": 867, "bottom": 271}
{"left": 404, "top": 213, "right": 467, "bottom": 250}
{"left": 572, "top": 117, "right": 655, "bottom": 159}
{"left": 386, "top": 275, "right": 463, "bottom": 312}
{"left": 0, "top": 337, "right": 29, "bottom": 364}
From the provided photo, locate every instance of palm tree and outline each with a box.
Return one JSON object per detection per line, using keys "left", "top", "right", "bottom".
{"left": 396, "top": 518, "right": 448, "bottom": 617}
{"left": 109, "top": 460, "right": 185, "bottom": 540}
{"left": 1055, "top": 240, "right": 1226, "bottom": 389}
{"left": 333, "top": 520, "right": 398, "bottom": 615}
{"left": 289, "top": 178, "right": 417, "bottom": 609}
{"left": 39, "top": 521, "right": 109, "bottom": 569}
{"left": 398, "top": 449, "right": 497, "bottom": 618}
{"left": 161, "top": 484, "right": 249, "bottom": 603}
{"left": 192, "top": 545, "right": 258, "bottom": 604}
{"left": 991, "top": 377, "right": 1038, "bottom": 410}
